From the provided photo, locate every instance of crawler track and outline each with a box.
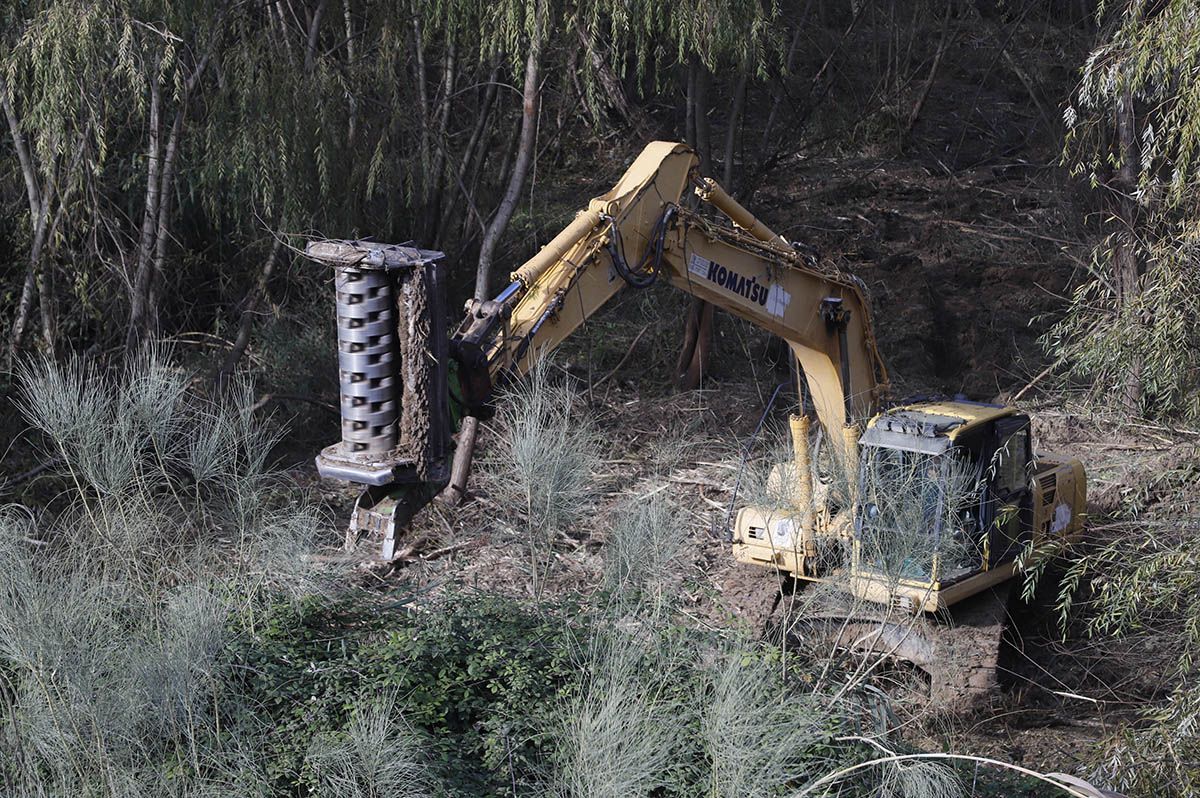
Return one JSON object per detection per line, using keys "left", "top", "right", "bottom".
{"left": 778, "top": 582, "right": 1014, "bottom": 711}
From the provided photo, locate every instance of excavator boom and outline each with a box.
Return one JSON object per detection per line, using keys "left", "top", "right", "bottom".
{"left": 453, "top": 141, "right": 889, "bottom": 437}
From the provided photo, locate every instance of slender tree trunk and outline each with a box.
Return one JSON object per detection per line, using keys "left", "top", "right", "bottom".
{"left": 412, "top": 15, "right": 431, "bottom": 179}
{"left": 35, "top": 252, "right": 55, "bottom": 353}
{"left": 576, "top": 21, "right": 638, "bottom": 129}
{"left": 344, "top": 0, "right": 358, "bottom": 147}
{"left": 1112, "top": 84, "right": 1143, "bottom": 412}
{"left": 125, "top": 40, "right": 214, "bottom": 350}
{"left": 722, "top": 71, "right": 748, "bottom": 192}
{"left": 475, "top": 44, "right": 541, "bottom": 301}
{"left": 425, "top": 39, "right": 457, "bottom": 238}
{"left": 902, "top": 0, "right": 954, "bottom": 143}
{"left": 9, "top": 266, "right": 37, "bottom": 367}
{"left": 678, "top": 56, "right": 716, "bottom": 389}
{"left": 759, "top": 25, "right": 804, "bottom": 161}
{"left": 146, "top": 108, "right": 186, "bottom": 335}
{"left": 2, "top": 77, "right": 46, "bottom": 364}
{"left": 436, "top": 66, "right": 500, "bottom": 247}
{"left": 691, "top": 57, "right": 713, "bottom": 174}
{"left": 675, "top": 300, "right": 715, "bottom": 390}
{"left": 685, "top": 64, "right": 696, "bottom": 147}
{"left": 304, "top": 0, "right": 328, "bottom": 73}
{"left": 215, "top": 235, "right": 284, "bottom": 389}
{"left": 127, "top": 78, "right": 164, "bottom": 349}
{"left": 0, "top": 78, "right": 40, "bottom": 218}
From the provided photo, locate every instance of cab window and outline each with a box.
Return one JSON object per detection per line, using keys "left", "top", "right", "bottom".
{"left": 994, "top": 427, "right": 1029, "bottom": 494}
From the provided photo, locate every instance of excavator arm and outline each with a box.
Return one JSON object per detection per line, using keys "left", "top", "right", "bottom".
{"left": 452, "top": 141, "right": 890, "bottom": 438}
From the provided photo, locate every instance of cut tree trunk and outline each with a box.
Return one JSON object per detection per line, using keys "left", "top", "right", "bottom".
{"left": 691, "top": 57, "right": 713, "bottom": 174}
{"left": 675, "top": 299, "right": 715, "bottom": 390}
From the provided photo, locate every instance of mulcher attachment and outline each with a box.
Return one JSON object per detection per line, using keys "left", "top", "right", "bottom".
{"left": 305, "top": 240, "right": 451, "bottom": 558}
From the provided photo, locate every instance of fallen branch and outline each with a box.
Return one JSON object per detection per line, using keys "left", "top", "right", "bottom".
{"left": 0, "top": 456, "right": 62, "bottom": 489}
{"left": 801, "top": 739, "right": 1102, "bottom": 798}
{"left": 420, "top": 540, "right": 477, "bottom": 561}
{"left": 250, "top": 392, "right": 339, "bottom": 414}
{"left": 1012, "top": 360, "right": 1061, "bottom": 402}
{"left": 595, "top": 323, "right": 651, "bottom": 387}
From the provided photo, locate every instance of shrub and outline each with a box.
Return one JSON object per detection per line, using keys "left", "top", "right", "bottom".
{"left": 601, "top": 494, "right": 686, "bottom": 616}
{"left": 477, "top": 362, "right": 601, "bottom": 597}
{"left": 0, "top": 348, "right": 339, "bottom": 796}
{"left": 305, "top": 694, "right": 431, "bottom": 798}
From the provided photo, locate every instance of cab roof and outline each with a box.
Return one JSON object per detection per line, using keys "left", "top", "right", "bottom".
{"left": 861, "top": 400, "right": 1017, "bottom": 454}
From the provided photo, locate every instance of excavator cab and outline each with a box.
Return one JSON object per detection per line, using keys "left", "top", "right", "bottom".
{"left": 734, "top": 399, "right": 1084, "bottom": 706}
{"left": 734, "top": 399, "right": 1084, "bottom": 614}
{"left": 853, "top": 404, "right": 1034, "bottom": 599}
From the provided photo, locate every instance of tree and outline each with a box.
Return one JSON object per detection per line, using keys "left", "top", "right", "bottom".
{"left": 1050, "top": 0, "right": 1200, "bottom": 420}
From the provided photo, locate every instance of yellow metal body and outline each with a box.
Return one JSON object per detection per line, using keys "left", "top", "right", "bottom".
{"left": 479, "top": 141, "right": 1085, "bottom": 614}
{"left": 733, "top": 400, "right": 1087, "bottom": 612}
{"left": 489, "top": 141, "right": 889, "bottom": 442}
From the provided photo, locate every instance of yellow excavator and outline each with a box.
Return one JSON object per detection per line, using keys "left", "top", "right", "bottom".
{"left": 305, "top": 141, "right": 1086, "bottom": 708}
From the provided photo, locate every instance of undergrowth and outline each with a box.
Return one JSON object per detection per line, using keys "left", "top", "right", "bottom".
{"left": 0, "top": 348, "right": 1056, "bottom": 797}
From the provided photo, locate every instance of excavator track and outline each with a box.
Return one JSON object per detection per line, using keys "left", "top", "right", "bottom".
{"left": 774, "top": 580, "right": 1014, "bottom": 712}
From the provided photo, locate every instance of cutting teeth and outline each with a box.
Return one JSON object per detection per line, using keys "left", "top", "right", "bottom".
{"left": 335, "top": 268, "right": 398, "bottom": 453}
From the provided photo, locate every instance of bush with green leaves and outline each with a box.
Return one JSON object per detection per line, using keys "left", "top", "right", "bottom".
{"left": 1037, "top": 462, "right": 1200, "bottom": 797}
{"left": 230, "top": 591, "right": 589, "bottom": 796}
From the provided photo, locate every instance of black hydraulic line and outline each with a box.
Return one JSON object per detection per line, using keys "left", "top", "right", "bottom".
{"left": 838, "top": 324, "right": 852, "bottom": 421}
{"left": 604, "top": 206, "right": 676, "bottom": 289}
{"left": 501, "top": 206, "right": 677, "bottom": 373}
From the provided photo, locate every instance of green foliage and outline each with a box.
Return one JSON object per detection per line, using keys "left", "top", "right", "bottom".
{"left": 1, "top": 0, "right": 784, "bottom": 358}
{"left": 1043, "top": 452, "right": 1200, "bottom": 796}
{"left": 1044, "top": 241, "right": 1200, "bottom": 420}
{"left": 1052, "top": 0, "right": 1200, "bottom": 420}
{"left": 233, "top": 592, "right": 587, "bottom": 795}
{"left": 1048, "top": 3, "right": 1200, "bottom": 785}
{"left": 1069, "top": 1, "right": 1200, "bottom": 207}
